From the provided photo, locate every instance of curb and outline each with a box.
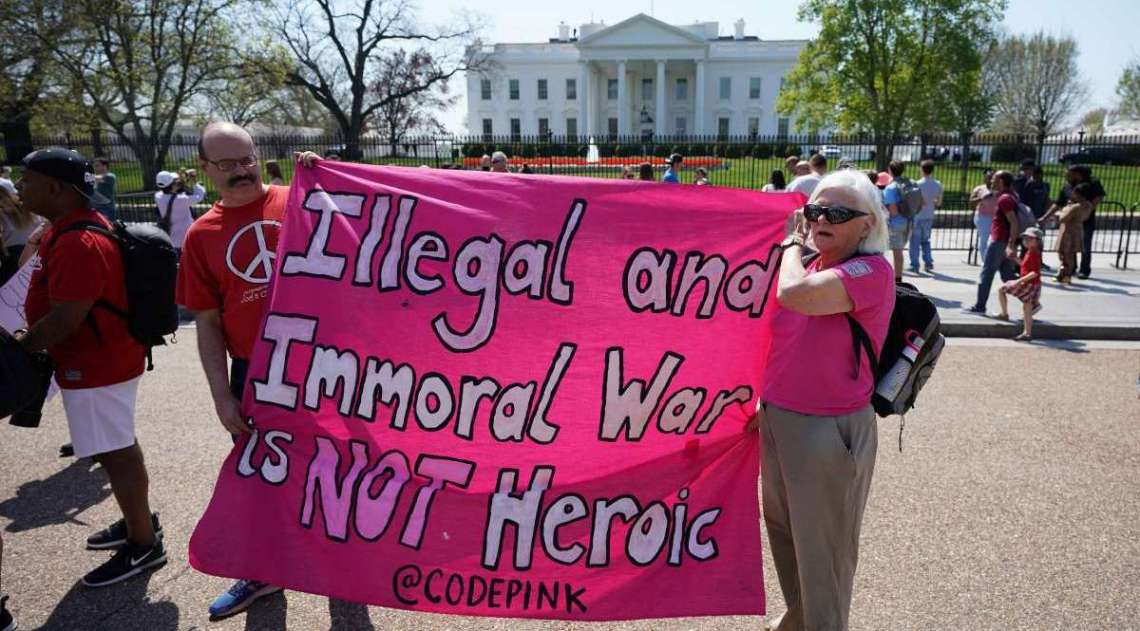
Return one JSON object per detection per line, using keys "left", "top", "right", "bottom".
{"left": 942, "top": 321, "right": 1140, "bottom": 341}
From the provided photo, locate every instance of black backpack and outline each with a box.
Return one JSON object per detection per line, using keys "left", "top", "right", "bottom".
{"left": 49, "top": 220, "right": 179, "bottom": 369}
{"left": 847, "top": 281, "right": 945, "bottom": 450}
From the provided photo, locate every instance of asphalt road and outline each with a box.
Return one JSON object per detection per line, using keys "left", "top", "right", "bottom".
{"left": 2, "top": 333, "right": 1138, "bottom": 631}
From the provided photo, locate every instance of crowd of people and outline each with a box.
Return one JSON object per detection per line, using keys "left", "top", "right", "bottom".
{"left": 0, "top": 125, "right": 1117, "bottom": 631}
{"left": 0, "top": 131, "right": 901, "bottom": 631}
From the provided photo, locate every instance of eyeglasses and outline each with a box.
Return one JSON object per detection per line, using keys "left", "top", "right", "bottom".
{"left": 205, "top": 155, "right": 258, "bottom": 172}
{"left": 803, "top": 203, "right": 869, "bottom": 225}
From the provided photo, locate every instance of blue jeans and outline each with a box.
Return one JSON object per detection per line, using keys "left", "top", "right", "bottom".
{"left": 909, "top": 217, "right": 934, "bottom": 269}
{"left": 973, "top": 213, "right": 992, "bottom": 262}
{"left": 975, "top": 240, "right": 1017, "bottom": 310}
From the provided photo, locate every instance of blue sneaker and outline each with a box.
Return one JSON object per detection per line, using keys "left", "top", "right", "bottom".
{"left": 208, "top": 579, "right": 282, "bottom": 619}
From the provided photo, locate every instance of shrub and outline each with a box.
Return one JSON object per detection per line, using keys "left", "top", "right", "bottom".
{"left": 723, "top": 144, "right": 743, "bottom": 159}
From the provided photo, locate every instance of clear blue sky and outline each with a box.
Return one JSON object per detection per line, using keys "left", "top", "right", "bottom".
{"left": 433, "top": 0, "right": 1136, "bottom": 133}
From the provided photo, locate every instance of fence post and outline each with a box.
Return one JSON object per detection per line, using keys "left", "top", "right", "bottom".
{"left": 1123, "top": 204, "right": 1137, "bottom": 270}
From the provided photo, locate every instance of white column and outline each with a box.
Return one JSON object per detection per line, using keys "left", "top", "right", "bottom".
{"left": 617, "top": 60, "right": 628, "bottom": 136}
{"left": 655, "top": 60, "right": 667, "bottom": 137}
{"left": 579, "top": 61, "right": 591, "bottom": 137}
{"left": 694, "top": 59, "right": 706, "bottom": 136}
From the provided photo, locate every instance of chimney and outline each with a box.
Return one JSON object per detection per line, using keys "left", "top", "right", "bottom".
{"left": 734, "top": 19, "right": 745, "bottom": 40}
{"left": 558, "top": 21, "right": 570, "bottom": 42}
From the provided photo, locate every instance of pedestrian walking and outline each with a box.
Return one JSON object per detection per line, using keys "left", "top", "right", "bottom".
{"left": 966, "top": 170, "right": 1021, "bottom": 314}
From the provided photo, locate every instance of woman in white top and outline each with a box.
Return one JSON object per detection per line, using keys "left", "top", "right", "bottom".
{"left": 154, "top": 169, "right": 206, "bottom": 253}
{"left": 0, "top": 188, "right": 46, "bottom": 284}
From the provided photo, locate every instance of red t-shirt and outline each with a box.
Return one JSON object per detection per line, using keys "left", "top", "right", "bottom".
{"left": 25, "top": 209, "right": 145, "bottom": 389}
{"left": 176, "top": 186, "right": 288, "bottom": 359}
{"left": 1020, "top": 248, "right": 1042, "bottom": 284}
{"left": 991, "top": 193, "right": 1017, "bottom": 242}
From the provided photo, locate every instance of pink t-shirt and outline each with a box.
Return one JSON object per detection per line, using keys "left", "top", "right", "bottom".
{"left": 761, "top": 254, "right": 896, "bottom": 416}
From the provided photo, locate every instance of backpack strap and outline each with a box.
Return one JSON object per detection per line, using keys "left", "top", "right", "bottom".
{"left": 845, "top": 313, "right": 878, "bottom": 380}
{"left": 43, "top": 221, "right": 126, "bottom": 341}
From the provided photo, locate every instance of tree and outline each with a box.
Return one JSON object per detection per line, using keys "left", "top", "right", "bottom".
{"left": 989, "top": 32, "right": 1087, "bottom": 150}
{"left": 0, "top": 0, "right": 71, "bottom": 162}
{"left": 41, "top": 0, "right": 244, "bottom": 185}
{"left": 196, "top": 46, "right": 294, "bottom": 127}
{"left": 272, "top": 0, "right": 487, "bottom": 159}
{"left": 1079, "top": 108, "right": 1107, "bottom": 136}
{"left": 372, "top": 49, "right": 458, "bottom": 157}
{"left": 1115, "top": 59, "right": 1140, "bottom": 119}
{"left": 777, "top": 0, "right": 1004, "bottom": 169}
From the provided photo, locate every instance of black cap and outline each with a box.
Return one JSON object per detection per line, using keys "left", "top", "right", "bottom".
{"left": 21, "top": 147, "right": 110, "bottom": 206}
{"left": 1019, "top": 158, "right": 1036, "bottom": 169}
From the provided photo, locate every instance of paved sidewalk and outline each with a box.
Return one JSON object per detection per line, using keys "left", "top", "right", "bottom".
{"left": 900, "top": 250, "right": 1140, "bottom": 340}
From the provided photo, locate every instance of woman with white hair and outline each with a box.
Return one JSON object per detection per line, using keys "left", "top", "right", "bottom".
{"left": 755, "top": 168, "right": 895, "bottom": 631}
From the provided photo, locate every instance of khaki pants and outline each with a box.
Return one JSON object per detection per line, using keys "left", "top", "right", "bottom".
{"left": 761, "top": 403, "right": 877, "bottom": 631}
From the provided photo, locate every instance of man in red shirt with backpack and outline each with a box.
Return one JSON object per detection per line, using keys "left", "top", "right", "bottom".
{"left": 16, "top": 148, "right": 164, "bottom": 587}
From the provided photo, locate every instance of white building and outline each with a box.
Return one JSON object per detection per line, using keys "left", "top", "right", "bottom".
{"left": 465, "top": 14, "right": 807, "bottom": 139}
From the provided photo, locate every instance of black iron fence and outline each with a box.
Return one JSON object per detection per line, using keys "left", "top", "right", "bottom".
{"left": 4, "top": 131, "right": 1138, "bottom": 267}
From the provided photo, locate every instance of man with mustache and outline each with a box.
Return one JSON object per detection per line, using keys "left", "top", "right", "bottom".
{"left": 177, "top": 122, "right": 288, "bottom": 619}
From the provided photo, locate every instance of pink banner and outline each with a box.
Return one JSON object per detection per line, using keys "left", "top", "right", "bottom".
{"left": 189, "top": 163, "right": 799, "bottom": 620}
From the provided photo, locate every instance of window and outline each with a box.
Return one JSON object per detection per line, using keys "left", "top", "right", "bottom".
{"left": 607, "top": 79, "right": 618, "bottom": 100}
{"left": 675, "top": 78, "right": 688, "bottom": 101}
{"left": 566, "top": 78, "right": 577, "bottom": 100}
{"left": 509, "top": 79, "right": 519, "bottom": 100}
{"left": 607, "top": 117, "right": 618, "bottom": 138}
{"left": 480, "top": 79, "right": 491, "bottom": 100}
{"left": 718, "top": 117, "right": 730, "bottom": 139}
{"left": 675, "top": 117, "right": 687, "bottom": 136}
{"left": 749, "top": 77, "right": 762, "bottom": 99}
{"left": 777, "top": 117, "right": 790, "bottom": 137}
{"left": 510, "top": 118, "right": 521, "bottom": 141}
{"left": 538, "top": 117, "right": 549, "bottom": 136}
{"left": 748, "top": 117, "right": 760, "bottom": 137}
{"left": 566, "top": 117, "right": 577, "bottom": 138}
{"left": 537, "top": 79, "right": 548, "bottom": 100}
{"left": 482, "top": 118, "right": 493, "bottom": 139}
{"left": 642, "top": 78, "right": 653, "bottom": 101}
{"left": 719, "top": 77, "right": 731, "bottom": 100}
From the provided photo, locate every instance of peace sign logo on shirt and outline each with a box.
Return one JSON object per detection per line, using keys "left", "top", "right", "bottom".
{"left": 225, "top": 220, "right": 282, "bottom": 284}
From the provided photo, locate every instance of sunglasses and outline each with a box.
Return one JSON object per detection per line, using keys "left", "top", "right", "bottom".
{"left": 803, "top": 203, "right": 869, "bottom": 225}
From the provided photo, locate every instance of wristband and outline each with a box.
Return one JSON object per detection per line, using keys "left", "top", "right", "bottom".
{"left": 781, "top": 234, "right": 805, "bottom": 250}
